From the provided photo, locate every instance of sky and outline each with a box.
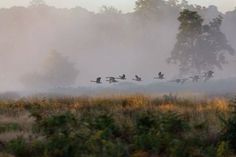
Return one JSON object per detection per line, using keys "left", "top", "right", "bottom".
{"left": 0, "top": 0, "right": 235, "bottom": 13}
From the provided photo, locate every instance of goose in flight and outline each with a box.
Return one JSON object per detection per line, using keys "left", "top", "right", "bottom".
{"left": 203, "top": 70, "right": 214, "bottom": 81}
{"left": 91, "top": 77, "right": 102, "bottom": 84}
{"left": 117, "top": 74, "right": 126, "bottom": 80}
{"left": 106, "top": 77, "right": 119, "bottom": 84}
{"left": 154, "top": 72, "right": 165, "bottom": 80}
{"left": 133, "top": 75, "right": 142, "bottom": 82}
{"left": 190, "top": 75, "right": 200, "bottom": 83}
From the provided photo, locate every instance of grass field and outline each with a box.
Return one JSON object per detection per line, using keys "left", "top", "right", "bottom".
{"left": 0, "top": 94, "right": 236, "bottom": 157}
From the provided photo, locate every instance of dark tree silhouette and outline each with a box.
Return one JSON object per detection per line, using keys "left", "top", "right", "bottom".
{"left": 168, "top": 9, "right": 235, "bottom": 74}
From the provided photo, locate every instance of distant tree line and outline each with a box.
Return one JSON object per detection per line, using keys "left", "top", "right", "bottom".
{"left": 0, "top": 0, "right": 236, "bottom": 89}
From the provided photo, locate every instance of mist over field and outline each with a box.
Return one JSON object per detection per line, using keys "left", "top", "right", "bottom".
{"left": 0, "top": 0, "right": 236, "bottom": 96}
{"left": 1, "top": 2, "right": 236, "bottom": 156}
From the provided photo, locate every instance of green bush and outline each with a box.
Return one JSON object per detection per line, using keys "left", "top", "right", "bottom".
{"left": 0, "top": 123, "right": 22, "bottom": 133}
{"left": 216, "top": 141, "right": 231, "bottom": 157}
{"left": 134, "top": 111, "right": 190, "bottom": 156}
{"left": 6, "top": 137, "right": 29, "bottom": 157}
{"left": 31, "top": 111, "right": 128, "bottom": 157}
{"left": 220, "top": 97, "right": 236, "bottom": 152}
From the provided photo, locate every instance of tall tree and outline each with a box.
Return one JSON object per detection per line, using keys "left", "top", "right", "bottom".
{"left": 22, "top": 50, "right": 79, "bottom": 89}
{"left": 168, "top": 9, "right": 235, "bottom": 74}
{"left": 135, "top": 0, "right": 179, "bottom": 20}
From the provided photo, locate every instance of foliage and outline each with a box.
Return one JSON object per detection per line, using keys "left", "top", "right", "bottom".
{"left": 100, "top": 6, "right": 122, "bottom": 15}
{"left": 216, "top": 141, "right": 231, "bottom": 157}
{"left": 0, "top": 96, "right": 235, "bottom": 157}
{"left": 21, "top": 50, "right": 79, "bottom": 89}
{"left": 134, "top": 0, "right": 180, "bottom": 22}
{"left": 134, "top": 111, "right": 190, "bottom": 156}
{"left": 6, "top": 137, "right": 29, "bottom": 157}
{"left": 169, "top": 9, "right": 235, "bottom": 74}
{"left": 29, "top": 0, "right": 46, "bottom": 6}
{"left": 0, "top": 123, "right": 22, "bottom": 134}
{"left": 220, "top": 111, "right": 236, "bottom": 152}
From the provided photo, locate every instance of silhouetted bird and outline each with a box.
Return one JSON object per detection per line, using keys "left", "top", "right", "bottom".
{"left": 106, "top": 77, "right": 119, "bottom": 84}
{"left": 133, "top": 75, "right": 142, "bottom": 82}
{"left": 91, "top": 77, "right": 102, "bottom": 84}
{"left": 203, "top": 70, "right": 214, "bottom": 81}
{"left": 154, "top": 72, "right": 165, "bottom": 80}
{"left": 117, "top": 74, "right": 126, "bottom": 80}
{"left": 190, "top": 75, "right": 200, "bottom": 83}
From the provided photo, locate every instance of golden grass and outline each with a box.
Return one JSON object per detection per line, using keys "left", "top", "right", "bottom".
{"left": 0, "top": 95, "right": 233, "bottom": 143}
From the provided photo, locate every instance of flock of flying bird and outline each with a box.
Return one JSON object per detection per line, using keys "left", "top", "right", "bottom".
{"left": 91, "top": 70, "right": 214, "bottom": 85}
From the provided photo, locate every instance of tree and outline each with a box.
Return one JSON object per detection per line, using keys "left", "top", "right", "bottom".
{"left": 135, "top": 0, "right": 167, "bottom": 12}
{"left": 100, "top": 6, "right": 122, "bottom": 15}
{"left": 29, "top": 0, "right": 46, "bottom": 7}
{"left": 134, "top": 0, "right": 180, "bottom": 24}
{"left": 22, "top": 50, "right": 79, "bottom": 89}
{"left": 168, "top": 9, "right": 235, "bottom": 75}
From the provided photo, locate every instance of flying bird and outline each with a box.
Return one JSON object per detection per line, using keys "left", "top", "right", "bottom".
{"left": 106, "top": 77, "right": 119, "bottom": 84}
{"left": 190, "top": 75, "right": 200, "bottom": 83}
{"left": 117, "top": 74, "right": 126, "bottom": 80}
{"left": 91, "top": 77, "right": 102, "bottom": 84}
{"left": 154, "top": 72, "right": 165, "bottom": 80}
{"left": 203, "top": 70, "right": 214, "bottom": 81}
{"left": 133, "top": 75, "right": 142, "bottom": 82}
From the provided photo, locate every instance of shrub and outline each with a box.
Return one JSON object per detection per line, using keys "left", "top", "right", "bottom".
{"left": 6, "top": 137, "right": 29, "bottom": 157}
{"left": 220, "top": 97, "right": 236, "bottom": 152}
{"left": 216, "top": 141, "right": 231, "bottom": 157}
{"left": 0, "top": 123, "right": 22, "bottom": 134}
{"left": 32, "top": 112, "right": 79, "bottom": 157}
{"left": 134, "top": 111, "right": 189, "bottom": 155}
{"left": 33, "top": 112, "right": 77, "bottom": 137}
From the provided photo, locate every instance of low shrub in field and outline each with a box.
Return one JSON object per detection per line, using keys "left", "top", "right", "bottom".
{"left": 0, "top": 123, "right": 22, "bottom": 133}
{"left": 216, "top": 141, "right": 231, "bottom": 157}
{"left": 6, "top": 137, "right": 30, "bottom": 157}
{"left": 220, "top": 96, "right": 236, "bottom": 152}
{"left": 33, "top": 112, "right": 79, "bottom": 157}
{"left": 134, "top": 111, "right": 192, "bottom": 156}
{"left": 31, "top": 111, "right": 128, "bottom": 157}
{"left": 220, "top": 113, "right": 236, "bottom": 152}
{"left": 6, "top": 137, "right": 46, "bottom": 157}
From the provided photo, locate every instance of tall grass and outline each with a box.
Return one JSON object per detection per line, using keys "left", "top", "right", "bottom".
{"left": 0, "top": 95, "right": 235, "bottom": 157}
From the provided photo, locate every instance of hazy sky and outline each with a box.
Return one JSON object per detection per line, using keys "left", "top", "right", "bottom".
{"left": 0, "top": 0, "right": 235, "bottom": 13}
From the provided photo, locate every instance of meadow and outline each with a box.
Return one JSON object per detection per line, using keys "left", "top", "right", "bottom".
{"left": 0, "top": 94, "right": 236, "bottom": 157}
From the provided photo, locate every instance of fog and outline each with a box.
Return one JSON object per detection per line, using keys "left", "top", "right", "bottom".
{"left": 0, "top": 1, "right": 236, "bottom": 94}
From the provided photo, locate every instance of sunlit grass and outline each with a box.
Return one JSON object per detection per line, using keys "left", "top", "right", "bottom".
{"left": 0, "top": 95, "right": 235, "bottom": 157}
